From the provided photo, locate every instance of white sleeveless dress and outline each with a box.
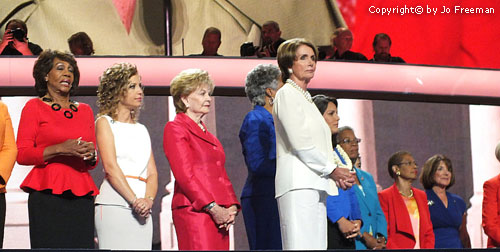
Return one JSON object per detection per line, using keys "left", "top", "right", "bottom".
{"left": 94, "top": 115, "right": 153, "bottom": 250}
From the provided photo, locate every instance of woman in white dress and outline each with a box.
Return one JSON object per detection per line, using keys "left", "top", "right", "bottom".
{"left": 273, "top": 38, "right": 355, "bottom": 249}
{"left": 94, "top": 63, "right": 158, "bottom": 249}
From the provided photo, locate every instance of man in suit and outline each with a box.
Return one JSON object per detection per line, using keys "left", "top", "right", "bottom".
{"left": 338, "top": 126, "right": 387, "bottom": 249}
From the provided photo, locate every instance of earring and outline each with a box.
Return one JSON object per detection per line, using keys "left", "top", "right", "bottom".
{"left": 45, "top": 77, "right": 48, "bottom": 82}
{"left": 269, "top": 97, "right": 274, "bottom": 106}
{"left": 396, "top": 171, "right": 401, "bottom": 176}
{"left": 288, "top": 68, "right": 293, "bottom": 74}
{"left": 186, "top": 104, "right": 190, "bottom": 108}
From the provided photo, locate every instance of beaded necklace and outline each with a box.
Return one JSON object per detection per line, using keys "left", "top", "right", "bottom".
{"left": 42, "top": 96, "right": 78, "bottom": 119}
{"left": 286, "top": 79, "right": 313, "bottom": 103}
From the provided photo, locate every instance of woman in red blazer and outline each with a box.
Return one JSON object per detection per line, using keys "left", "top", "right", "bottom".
{"left": 483, "top": 174, "right": 500, "bottom": 248}
{"left": 163, "top": 69, "right": 240, "bottom": 250}
{"left": 378, "top": 151, "right": 435, "bottom": 249}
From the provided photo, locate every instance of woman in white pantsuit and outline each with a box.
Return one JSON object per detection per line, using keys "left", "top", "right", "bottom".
{"left": 94, "top": 63, "right": 158, "bottom": 249}
{"left": 273, "top": 38, "right": 355, "bottom": 250}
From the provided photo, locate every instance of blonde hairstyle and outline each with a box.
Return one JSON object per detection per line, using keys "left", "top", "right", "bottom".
{"left": 170, "top": 69, "right": 214, "bottom": 113}
{"left": 97, "top": 63, "right": 139, "bottom": 121}
{"left": 277, "top": 38, "right": 318, "bottom": 83}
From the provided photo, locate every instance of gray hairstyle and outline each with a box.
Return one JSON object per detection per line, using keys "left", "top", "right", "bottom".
{"left": 336, "top": 126, "right": 355, "bottom": 142}
{"left": 245, "top": 64, "right": 280, "bottom": 106}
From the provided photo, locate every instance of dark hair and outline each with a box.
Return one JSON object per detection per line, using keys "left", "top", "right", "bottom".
{"left": 33, "top": 50, "right": 80, "bottom": 97}
{"left": 203, "top": 27, "right": 221, "bottom": 41}
{"left": 420, "top": 154, "right": 455, "bottom": 189}
{"left": 6, "top": 19, "right": 27, "bottom": 33}
{"left": 313, "top": 94, "right": 339, "bottom": 147}
{"left": 277, "top": 38, "right": 318, "bottom": 83}
{"left": 262, "top": 21, "right": 280, "bottom": 32}
{"left": 372, "top": 33, "right": 392, "bottom": 49}
{"left": 68, "top": 32, "right": 95, "bottom": 55}
{"left": 387, "top": 151, "right": 412, "bottom": 178}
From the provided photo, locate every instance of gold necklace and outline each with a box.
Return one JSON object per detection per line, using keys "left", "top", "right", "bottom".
{"left": 399, "top": 189, "right": 414, "bottom": 198}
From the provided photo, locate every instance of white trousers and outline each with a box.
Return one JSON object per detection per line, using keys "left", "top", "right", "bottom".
{"left": 277, "top": 189, "right": 327, "bottom": 250}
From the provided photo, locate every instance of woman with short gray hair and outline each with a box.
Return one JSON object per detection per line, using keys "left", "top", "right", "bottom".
{"left": 239, "top": 64, "right": 282, "bottom": 250}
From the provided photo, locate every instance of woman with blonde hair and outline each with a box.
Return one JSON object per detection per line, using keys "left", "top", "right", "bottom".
{"left": 163, "top": 69, "right": 240, "bottom": 250}
{"left": 94, "top": 63, "right": 158, "bottom": 249}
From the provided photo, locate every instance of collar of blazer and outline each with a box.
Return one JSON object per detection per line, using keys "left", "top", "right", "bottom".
{"left": 176, "top": 112, "right": 218, "bottom": 147}
{"left": 389, "top": 183, "right": 420, "bottom": 238}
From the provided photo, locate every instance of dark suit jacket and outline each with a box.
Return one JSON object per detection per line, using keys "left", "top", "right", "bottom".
{"left": 378, "top": 183, "right": 435, "bottom": 249}
{"left": 163, "top": 112, "right": 239, "bottom": 211}
{"left": 482, "top": 174, "right": 500, "bottom": 248}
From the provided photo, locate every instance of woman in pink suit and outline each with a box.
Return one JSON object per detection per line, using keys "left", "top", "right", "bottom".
{"left": 378, "top": 151, "right": 434, "bottom": 249}
{"left": 163, "top": 69, "right": 240, "bottom": 250}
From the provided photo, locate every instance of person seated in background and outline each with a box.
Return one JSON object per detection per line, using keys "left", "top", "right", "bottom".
{"left": 378, "top": 151, "right": 434, "bottom": 249}
{"left": 190, "top": 27, "right": 222, "bottom": 56}
{"left": 420, "top": 154, "right": 471, "bottom": 248}
{"left": 240, "top": 21, "right": 285, "bottom": 58}
{"left": 325, "top": 27, "right": 367, "bottom": 61}
{"left": 68, "top": 32, "right": 95, "bottom": 55}
{"left": 370, "top": 33, "right": 405, "bottom": 63}
{"left": 0, "top": 19, "right": 42, "bottom": 55}
{"left": 482, "top": 142, "right": 500, "bottom": 248}
{"left": 337, "top": 126, "right": 387, "bottom": 250}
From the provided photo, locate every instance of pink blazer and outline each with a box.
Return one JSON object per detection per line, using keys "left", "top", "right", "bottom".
{"left": 163, "top": 112, "right": 240, "bottom": 211}
{"left": 482, "top": 174, "right": 500, "bottom": 248}
{"left": 378, "top": 183, "right": 435, "bottom": 249}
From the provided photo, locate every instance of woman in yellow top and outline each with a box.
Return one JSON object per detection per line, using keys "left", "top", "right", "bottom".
{"left": 0, "top": 101, "right": 17, "bottom": 248}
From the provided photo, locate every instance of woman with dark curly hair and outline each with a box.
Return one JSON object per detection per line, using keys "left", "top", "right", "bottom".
{"left": 16, "top": 50, "right": 98, "bottom": 248}
{"left": 94, "top": 63, "right": 158, "bottom": 249}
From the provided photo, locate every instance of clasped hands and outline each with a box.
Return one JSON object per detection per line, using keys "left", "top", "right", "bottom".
{"left": 132, "top": 197, "right": 153, "bottom": 218}
{"left": 60, "top": 137, "right": 96, "bottom": 161}
{"left": 330, "top": 167, "right": 356, "bottom": 190}
{"left": 338, "top": 218, "right": 362, "bottom": 240}
{"left": 208, "top": 204, "right": 238, "bottom": 231}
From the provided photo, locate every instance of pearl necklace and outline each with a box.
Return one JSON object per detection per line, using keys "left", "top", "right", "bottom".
{"left": 286, "top": 79, "right": 313, "bottom": 103}
{"left": 333, "top": 145, "right": 353, "bottom": 170}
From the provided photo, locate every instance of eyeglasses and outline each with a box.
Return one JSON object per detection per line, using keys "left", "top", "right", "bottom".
{"left": 341, "top": 138, "right": 361, "bottom": 145}
{"left": 398, "top": 161, "right": 417, "bottom": 166}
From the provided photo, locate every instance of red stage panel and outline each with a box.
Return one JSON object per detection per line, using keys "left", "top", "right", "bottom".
{"left": 0, "top": 57, "right": 499, "bottom": 104}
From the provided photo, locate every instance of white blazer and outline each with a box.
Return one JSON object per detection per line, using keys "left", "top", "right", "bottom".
{"left": 272, "top": 82, "right": 338, "bottom": 198}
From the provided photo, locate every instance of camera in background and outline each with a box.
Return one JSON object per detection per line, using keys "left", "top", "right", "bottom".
{"left": 9, "top": 28, "right": 26, "bottom": 42}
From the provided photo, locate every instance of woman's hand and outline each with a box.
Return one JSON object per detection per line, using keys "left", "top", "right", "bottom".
{"left": 374, "top": 235, "right": 387, "bottom": 249}
{"left": 132, "top": 198, "right": 152, "bottom": 217}
{"left": 208, "top": 204, "right": 235, "bottom": 229}
{"left": 337, "top": 217, "right": 361, "bottom": 239}
{"left": 330, "top": 167, "right": 355, "bottom": 190}
{"left": 221, "top": 205, "right": 238, "bottom": 231}
{"left": 361, "top": 232, "right": 378, "bottom": 249}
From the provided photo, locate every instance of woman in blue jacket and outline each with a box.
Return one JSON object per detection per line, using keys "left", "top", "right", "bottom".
{"left": 239, "top": 64, "right": 282, "bottom": 250}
